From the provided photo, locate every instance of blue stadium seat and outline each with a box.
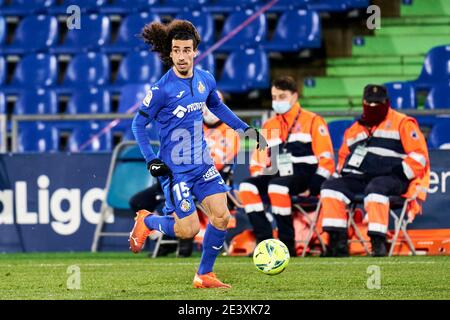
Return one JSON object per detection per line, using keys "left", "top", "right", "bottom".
{"left": 0, "top": 92, "right": 5, "bottom": 114}
{"left": 413, "top": 45, "right": 450, "bottom": 90}
{"left": 218, "top": 9, "right": 267, "bottom": 51}
{"left": 425, "top": 82, "right": 450, "bottom": 109}
{"left": 265, "top": 0, "right": 309, "bottom": 12}
{"left": 0, "top": 16, "right": 6, "bottom": 46}
{"left": 263, "top": 9, "right": 321, "bottom": 52}
{"left": 8, "top": 53, "right": 58, "bottom": 92}
{"left": 62, "top": 52, "right": 110, "bottom": 90}
{"left": 115, "top": 51, "right": 162, "bottom": 86}
{"left": 122, "top": 122, "right": 159, "bottom": 142}
{"left": 118, "top": 83, "right": 150, "bottom": 114}
{"left": 328, "top": 119, "right": 353, "bottom": 149}
{"left": 18, "top": 122, "right": 59, "bottom": 152}
{"left": 1, "top": 15, "right": 58, "bottom": 55}
{"left": 1, "top": 0, "right": 56, "bottom": 16}
{"left": 68, "top": 121, "right": 112, "bottom": 152}
{"left": 153, "top": 0, "right": 209, "bottom": 14}
{"left": 205, "top": 0, "right": 259, "bottom": 13}
{"left": 115, "top": 83, "right": 151, "bottom": 131}
{"left": 14, "top": 89, "right": 58, "bottom": 115}
{"left": 101, "top": 0, "right": 159, "bottom": 14}
{"left": 103, "top": 12, "right": 160, "bottom": 54}
{"left": 49, "top": 0, "right": 107, "bottom": 14}
{"left": 346, "top": 0, "right": 370, "bottom": 9}
{"left": 67, "top": 87, "right": 111, "bottom": 114}
{"left": 0, "top": 56, "right": 5, "bottom": 86}
{"left": 218, "top": 47, "right": 269, "bottom": 92}
{"left": 427, "top": 120, "right": 450, "bottom": 149}
{"left": 307, "top": 0, "right": 349, "bottom": 12}
{"left": 51, "top": 13, "right": 110, "bottom": 54}
{"left": 194, "top": 53, "right": 215, "bottom": 77}
{"left": 385, "top": 82, "right": 416, "bottom": 109}
{"left": 176, "top": 10, "right": 214, "bottom": 46}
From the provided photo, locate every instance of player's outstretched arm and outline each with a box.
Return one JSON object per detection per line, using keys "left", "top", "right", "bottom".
{"left": 132, "top": 87, "right": 172, "bottom": 177}
{"left": 206, "top": 85, "right": 267, "bottom": 150}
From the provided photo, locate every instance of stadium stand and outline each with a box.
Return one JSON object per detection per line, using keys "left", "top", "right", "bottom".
{"left": 14, "top": 89, "right": 58, "bottom": 115}
{"left": 48, "top": 0, "right": 107, "bottom": 14}
{"left": 0, "top": 0, "right": 56, "bottom": 16}
{"left": 176, "top": 10, "right": 215, "bottom": 47}
{"left": 6, "top": 53, "right": 58, "bottom": 93}
{"left": 18, "top": 122, "right": 59, "bottom": 152}
{"left": 0, "top": 16, "right": 6, "bottom": 46}
{"left": 218, "top": 8, "right": 267, "bottom": 51}
{"left": 218, "top": 47, "right": 270, "bottom": 93}
{"left": 68, "top": 121, "right": 112, "bottom": 152}
{"left": 263, "top": 10, "right": 321, "bottom": 52}
{"left": 61, "top": 52, "right": 110, "bottom": 90}
{"left": 413, "top": 45, "right": 450, "bottom": 90}
{"left": 114, "top": 50, "right": 162, "bottom": 87}
{"left": 51, "top": 13, "right": 110, "bottom": 54}
{"left": 427, "top": 120, "right": 450, "bottom": 149}
{"left": 0, "top": 0, "right": 448, "bottom": 153}
{"left": 0, "top": 14, "right": 58, "bottom": 55}
{"left": 101, "top": 0, "right": 158, "bottom": 15}
{"left": 67, "top": 87, "right": 111, "bottom": 114}
{"left": 0, "top": 55, "right": 5, "bottom": 86}
{"left": 385, "top": 82, "right": 416, "bottom": 109}
{"left": 0, "top": 92, "right": 5, "bottom": 114}
{"left": 425, "top": 82, "right": 450, "bottom": 109}
{"left": 103, "top": 12, "right": 160, "bottom": 54}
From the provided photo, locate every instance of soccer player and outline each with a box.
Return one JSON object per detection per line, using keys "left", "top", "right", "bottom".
{"left": 129, "top": 20, "right": 267, "bottom": 288}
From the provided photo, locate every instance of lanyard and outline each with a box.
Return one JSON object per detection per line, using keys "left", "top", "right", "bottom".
{"left": 281, "top": 110, "right": 301, "bottom": 152}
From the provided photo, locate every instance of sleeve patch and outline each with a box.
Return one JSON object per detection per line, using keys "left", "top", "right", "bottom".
{"left": 318, "top": 125, "right": 328, "bottom": 136}
{"left": 143, "top": 90, "right": 153, "bottom": 107}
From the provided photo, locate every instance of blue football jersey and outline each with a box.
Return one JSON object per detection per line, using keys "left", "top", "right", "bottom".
{"left": 132, "top": 67, "right": 249, "bottom": 174}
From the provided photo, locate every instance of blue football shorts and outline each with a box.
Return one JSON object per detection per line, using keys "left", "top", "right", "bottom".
{"left": 159, "top": 164, "right": 230, "bottom": 219}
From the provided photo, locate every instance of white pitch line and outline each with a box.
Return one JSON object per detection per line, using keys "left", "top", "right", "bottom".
{"left": 0, "top": 260, "right": 442, "bottom": 268}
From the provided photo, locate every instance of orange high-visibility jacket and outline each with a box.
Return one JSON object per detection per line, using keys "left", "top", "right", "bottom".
{"left": 204, "top": 122, "right": 240, "bottom": 172}
{"left": 338, "top": 108, "right": 430, "bottom": 214}
{"left": 249, "top": 102, "right": 335, "bottom": 179}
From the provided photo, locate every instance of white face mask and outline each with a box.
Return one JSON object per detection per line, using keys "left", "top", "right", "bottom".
{"left": 203, "top": 107, "right": 220, "bottom": 125}
{"left": 272, "top": 101, "right": 292, "bottom": 114}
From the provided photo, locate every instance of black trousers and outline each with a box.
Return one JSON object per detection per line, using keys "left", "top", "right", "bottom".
{"left": 241, "top": 174, "right": 311, "bottom": 256}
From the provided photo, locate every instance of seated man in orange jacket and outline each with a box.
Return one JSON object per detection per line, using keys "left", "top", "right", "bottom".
{"left": 239, "top": 76, "right": 335, "bottom": 256}
{"left": 321, "top": 84, "right": 429, "bottom": 257}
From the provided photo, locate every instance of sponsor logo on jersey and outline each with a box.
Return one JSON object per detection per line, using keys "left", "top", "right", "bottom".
{"left": 203, "top": 166, "right": 220, "bottom": 181}
{"left": 172, "top": 102, "right": 206, "bottom": 118}
{"left": 173, "top": 105, "right": 188, "bottom": 118}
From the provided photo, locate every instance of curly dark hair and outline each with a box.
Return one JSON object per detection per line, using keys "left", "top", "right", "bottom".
{"left": 141, "top": 19, "right": 201, "bottom": 66}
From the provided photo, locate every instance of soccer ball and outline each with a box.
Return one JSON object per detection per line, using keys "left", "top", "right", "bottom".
{"left": 253, "top": 239, "right": 290, "bottom": 275}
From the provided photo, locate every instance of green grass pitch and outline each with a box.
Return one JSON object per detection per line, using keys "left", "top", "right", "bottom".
{"left": 1, "top": 253, "right": 450, "bottom": 300}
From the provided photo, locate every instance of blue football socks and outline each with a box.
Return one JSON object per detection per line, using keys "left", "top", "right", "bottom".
{"left": 144, "top": 215, "right": 176, "bottom": 238}
{"left": 198, "top": 223, "right": 227, "bottom": 275}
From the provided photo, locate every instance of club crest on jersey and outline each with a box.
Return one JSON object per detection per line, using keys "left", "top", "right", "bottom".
{"left": 180, "top": 199, "right": 191, "bottom": 212}
{"left": 197, "top": 81, "right": 205, "bottom": 94}
{"left": 143, "top": 90, "right": 153, "bottom": 107}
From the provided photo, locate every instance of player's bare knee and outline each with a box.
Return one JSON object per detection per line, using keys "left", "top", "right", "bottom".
{"left": 212, "top": 211, "right": 230, "bottom": 230}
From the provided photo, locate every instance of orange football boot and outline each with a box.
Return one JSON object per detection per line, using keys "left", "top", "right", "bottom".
{"left": 193, "top": 272, "right": 231, "bottom": 289}
{"left": 129, "top": 209, "right": 154, "bottom": 253}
